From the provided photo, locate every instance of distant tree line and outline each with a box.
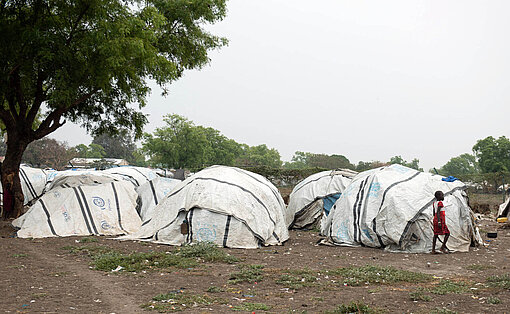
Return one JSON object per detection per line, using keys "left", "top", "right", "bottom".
{"left": 3, "top": 113, "right": 507, "bottom": 191}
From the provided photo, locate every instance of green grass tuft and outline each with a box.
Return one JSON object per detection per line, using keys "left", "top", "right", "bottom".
{"left": 487, "top": 296, "right": 501, "bottom": 304}
{"left": 11, "top": 253, "right": 28, "bottom": 258}
{"left": 142, "top": 291, "right": 226, "bottom": 312}
{"left": 326, "top": 301, "right": 381, "bottom": 314}
{"left": 428, "top": 280, "right": 470, "bottom": 295}
{"left": 78, "top": 237, "right": 98, "bottom": 243}
{"left": 332, "top": 265, "right": 432, "bottom": 286}
{"left": 229, "top": 264, "right": 264, "bottom": 284}
{"left": 276, "top": 269, "right": 318, "bottom": 290}
{"left": 465, "top": 264, "right": 495, "bottom": 271}
{"left": 206, "top": 286, "right": 224, "bottom": 293}
{"left": 487, "top": 274, "right": 510, "bottom": 289}
{"left": 409, "top": 290, "right": 432, "bottom": 301}
{"left": 232, "top": 302, "right": 271, "bottom": 311}
{"left": 176, "top": 242, "right": 239, "bottom": 264}
{"left": 429, "top": 308, "right": 457, "bottom": 314}
{"left": 91, "top": 251, "right": 198, "bottom": 272}
{"left": 63, "top": 242, "right": 239, "bottom": 273}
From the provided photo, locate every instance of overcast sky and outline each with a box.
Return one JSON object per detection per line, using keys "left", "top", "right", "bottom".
{"left": 52, "top": 0, "right": 510, "bottom": 171}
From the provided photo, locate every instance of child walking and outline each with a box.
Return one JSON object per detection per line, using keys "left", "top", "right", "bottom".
{"left": 432, "top": 190, "right": 450, "bottom": 254}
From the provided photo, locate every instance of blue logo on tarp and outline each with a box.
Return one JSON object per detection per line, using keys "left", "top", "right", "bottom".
{"left": 368, "top": 182, "right": 381, "bottom": 198}
{"left": 336, "top": 220, "right": 350, "bottom": 241}
{"left": 196, "top": 228, "right": 216, "bottom": 242}
{"left": 100, "top": 220, "right": 111, "bottom": 230}
{"left": 92, "top": 197, "right": 105, "bottom": 208}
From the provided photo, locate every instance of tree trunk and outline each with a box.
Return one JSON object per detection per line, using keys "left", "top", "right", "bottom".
{"left": 1, "top": 133, "right": 28, "bottom": 219}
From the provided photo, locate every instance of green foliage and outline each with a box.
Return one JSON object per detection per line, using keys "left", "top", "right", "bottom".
{"left": 206, "top": 286, "right": 224, "bottom": 293}
{"left": 326, "top": 301, "right": 380, "bottom": 314}
{"left": 228, "top": 264, "right": 264, "bottom": 284}
{"left": 175, "top": 242, "right": 239, "bottom": 264}
{"left": 11, "top": 253, "right": 28, "bottom": 258}
{"left": 438, "top": 153, "right": 479, "bottom": 177}
{"left": 429, "top": 308, "right": 457, "bottom": 314}
{"left": 237, "top": 144, "right": 282, "bottom": 168}
{"left": 465, "top": 264, "right": 495, "bottom": 271}
{"left": 73, "top": 143, "right": 106, "bottom": 158}
{"left": 284, "top": 151, "right": 354, "bottom": 170}
{"left": 143, "top": 114, "right": 211, "bottom": 168}
{"left": 91, "top": 251, "right": 198, "bottom": 272}
{"left": 63, "top": 243, "right": 239, "bottom": 273}
{"left": 238, "top": 165, "right": 328, "bottom": 186}
{"left": 409, "top": 290, "right": 432, "bottom": 301}
{"left": 92, "top": 132, "right": 137, "bottom": 163}
{"left": 355, "top": 161, "right": 387, "bottom": 172}
{"left": 473, "top": 136, "right": 510, "bottom": 173}
{"left": 332, "top": 265, "right": 432, "bottom": 286}
{"left": 487, "top": 274, "right": 510, "bottom": 289}
{"left": 143, "top": 114, "right": 282, "bottom": 169}
{"left": 487, "top": 296, "right": 501, "bottom": 304}
{"left": 428, "top": 280, "right": 470, "bottom": 295}
{"left": 276, "top": 270, "right": 318, "bottom": 290}
{"left": 389, "top": 155, "right": 423, "bottom": 171}
{"left": 0, "top": 0, "right": 228, "bottom": 139}
{"left": 142, "top": 291, "right": 226, "bottom": 312}
{"left": 78, "top": 237, "right": 98, "bottom": 243}
{"left": 22, "top": 137, "right": 73, "bottom": 169}
{"left": 232, "top": 302, "right": 271, "bottom": 311}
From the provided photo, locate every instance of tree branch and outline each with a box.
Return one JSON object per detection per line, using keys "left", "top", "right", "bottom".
{"left": 33, "top": 89, "right": 97, "bottom": 139}
{"left": 26, "top": 69, "right": 46, "bottom": 124}
{"left": 7, "top": 66, "right": 22, "bottom": 122}
{"left": 66, "top": 3, "right": 90, "bottom": 46}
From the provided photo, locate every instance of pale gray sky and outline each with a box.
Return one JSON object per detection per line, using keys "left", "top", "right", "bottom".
{"left": 52, "top": 0, "right": 510, "bottom": 171}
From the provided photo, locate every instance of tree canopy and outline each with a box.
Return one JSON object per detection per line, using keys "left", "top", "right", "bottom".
{"left": 284, "top": 151, "right": 355, "bottom": 170}
{"left": 0, "top": 0, "right": 228, "bottom": 217}
{"left": 142, "top": 114, "right": 282, "bottom": 169}
{"left": 437, "top": 153, "right": 478, "bottom": 177}
{"left": 389, "top": 155, "right": 423, "bottom": 171}
{"left": 473, "top": 136, "right": 510, "bottom": 173}
{"left": 22, "top": 137, "right": 73, "bottom": 169}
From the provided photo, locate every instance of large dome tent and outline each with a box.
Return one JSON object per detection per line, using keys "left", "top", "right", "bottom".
{"left": 122, "top": 165, "right": 289, "bottom": 248}
{"left": 322, "top": 164, "right": 482, "bottom": 253}
{"left": 136, "top": 176, "right": 181, "bottom": 221}
{"left": 103, "top": 166, "right": 158, "bottom": 187}
{"left": 286, "top": 169, "right": 357, "bottom": 229}
{"left": 13, "top": 180, "right": 140, "bottom": 238}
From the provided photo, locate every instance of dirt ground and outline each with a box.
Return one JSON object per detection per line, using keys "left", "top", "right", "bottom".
{"left": 1, "top": 213, "right": 510, "bottom": 314}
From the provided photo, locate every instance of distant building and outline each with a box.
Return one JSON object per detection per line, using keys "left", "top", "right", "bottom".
{"left": 67, "top": 158, "right": 129, "bottom": 169}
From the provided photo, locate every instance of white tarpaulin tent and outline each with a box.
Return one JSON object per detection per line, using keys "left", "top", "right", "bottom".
{"left": 498, "top": 198, "right": 510, "bottom": 218}
{"left": 45, "top": 170, "right": 121, "bottom": 191}
{"left": 19, "top": 165, "right": 54, "bottom": 205}
{"left": 13, "top": 181, "right": 140, "bottom": 238}
{"left": 122, "top": 165, "right": 289, "bottom": 248}
{"left": 103, "top": 166, "right": 158, "bottom": 187}
{"left": 286, "top": 169, "right": 357, "bottom": 229}
{"left": 136, "top": 176, "right": 181, "bottom": 221}
{"left": 322, "top": 164, "right": 481, "bottom": 253}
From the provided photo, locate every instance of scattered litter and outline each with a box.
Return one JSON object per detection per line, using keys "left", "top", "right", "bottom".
{"left": 112, "top": 266, "right": 124, "bottom": 272}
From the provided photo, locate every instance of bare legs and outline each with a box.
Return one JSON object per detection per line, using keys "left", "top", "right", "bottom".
{"left": 432, "top": 234, "right": 450, "bottom": 254}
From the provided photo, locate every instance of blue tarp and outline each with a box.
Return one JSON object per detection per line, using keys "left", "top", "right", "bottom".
{"left": 442, "top": 176, "right": 459, "bottom": 182}
{"left": 323, "top": 193, "right": 342, "bottom": 216}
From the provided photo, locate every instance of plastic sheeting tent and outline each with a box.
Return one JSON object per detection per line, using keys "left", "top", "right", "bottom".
{"left": 286, "top": 169, "right": 357, "bottom": 229}
{"left": 322, "top": 164, "right": 482, "bottom": 253}
{"left": 1, "top": 165, "right": 56, "bottom": 205}
{"left": 136, "top": 176, "right": 181, "bottom": 221}
{"left": 46, "top": 170, "right": 121, "bottom": 191}
{"left": 13, "top": 180, "right": 140, "bottom": 238}
{"left": 103, "top": 166, "right": 158, "bottom": 187}
{"left": 498, "top": 198, "right": 510, "bottom": 218}
{"left": 122, "top": 165, "right": 289, "bottom": 248}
